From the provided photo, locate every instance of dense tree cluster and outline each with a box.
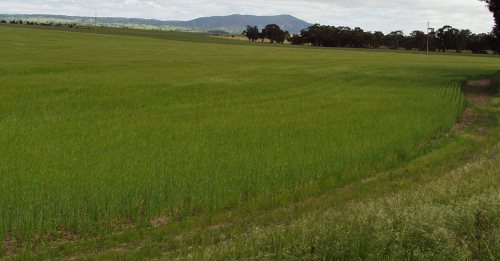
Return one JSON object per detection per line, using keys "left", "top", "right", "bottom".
{"left": 244, "top": 24, "right": 289, "bottom": 44}
{"left": 244, "top": 23, "right": 497, "bottom": 54}
{"left": 1, "top": 19, "right": 83, "bottom": 28}
{"left": 243, "top": 25, "right": 260, "bottom": 41}
{"left": 242, "top": 2, "right": 500, "bottom": 54}
{"left": 481, "top": 0, "right": 500, "bottom": 52}
{"left": 1, "top": 19, "right": 42, "bottom": 25}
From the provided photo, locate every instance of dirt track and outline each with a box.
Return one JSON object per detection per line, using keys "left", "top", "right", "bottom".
{"left": 452, "top": 79, "right": 493, "bottom": 132}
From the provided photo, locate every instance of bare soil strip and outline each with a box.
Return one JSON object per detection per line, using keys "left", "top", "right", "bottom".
{"left": 452, "top": 79, "right": 493, "bottom": 132}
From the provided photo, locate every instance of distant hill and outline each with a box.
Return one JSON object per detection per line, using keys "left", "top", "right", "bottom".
{"left": 0, "top": 14, "right": 311, "bottom": 34}
{"left": 173, "top": 14, "right": 311, "bottom": 34}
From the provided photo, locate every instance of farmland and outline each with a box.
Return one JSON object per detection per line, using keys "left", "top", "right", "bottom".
{"left": 0, "top": 25, "right": 499, "bottom": 259}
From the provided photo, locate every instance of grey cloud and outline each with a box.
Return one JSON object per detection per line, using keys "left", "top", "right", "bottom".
{"left": 0, "top": 0, "right": 494, "bottom": 33}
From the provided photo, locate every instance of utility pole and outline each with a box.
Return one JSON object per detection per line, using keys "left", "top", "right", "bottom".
{"left": 94, "top": 14, "right": 97, "bottom": 34}
{"left": 426, "top": 21, "right": 434, "bottom": 55}
{"left": 427, "top": 21, "right": 429, "bottom": 55}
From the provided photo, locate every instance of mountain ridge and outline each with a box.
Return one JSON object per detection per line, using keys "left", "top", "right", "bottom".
{"left": 0, "top": 13, "right": 311, "bottom": 34}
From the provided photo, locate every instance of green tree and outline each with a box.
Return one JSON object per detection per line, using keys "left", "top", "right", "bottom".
{"left": 287, "top": 34, "right": 304, "bottom": 45}
{"left": 436, "top": 26, "right": 458, "bottom": 52}
{"left": 389, "top": 30, "right": 404, "bottom": 49}
{"left": 456, "top": 29, "right": 471, "bottom": 53}
{"left": 243, "top": 25, "right": 259, "bottom": 42}
{"left": 408, "top": 30, "right": 427, "bottom": 51}
{"left": 352, "top": 27, "right": 364, "bottom": 48}
{"left": 481, "top": 0, "right": 500, "bottom": 52}
{"left": 262, "top": 24, "right": 288, "bottom": 44}
{"left": 467, "top": 33, "right": 489, "bottom": 53}
{"left": 258, "top": 31, "right": 266, "bottom": 43}
{"left": 371, "top": 31, "right": 385, "bottom": 48}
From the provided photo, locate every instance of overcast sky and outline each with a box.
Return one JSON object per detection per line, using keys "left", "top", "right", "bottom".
{"left": 0, "top": 0, "right": 494, "bottom": 33}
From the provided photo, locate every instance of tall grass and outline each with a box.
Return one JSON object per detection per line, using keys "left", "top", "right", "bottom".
{"left": 0, "top": 26, "right": 498, "bottom": 241}
{"left": 196, "top": 145, "right": 500, "bottom": 260}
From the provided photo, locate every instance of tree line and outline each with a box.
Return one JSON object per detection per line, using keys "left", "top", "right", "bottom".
{"left": 244, "top": 24, "right": 496, "bottom": 54}
{"left": 243, "top": 24, "right": 289, "bottom": 44}
{"left": 244, "top": 1, "right": 499, "bottom": 54}
{"left": 481, "top": 0, "right": 499, "bottom": 52}
{"left": 1, "top": 19, "right": 80, "bottom": 28}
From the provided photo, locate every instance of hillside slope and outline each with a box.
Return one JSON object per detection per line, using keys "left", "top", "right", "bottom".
{"left": 173, "top": 14, "right": 311, "bottom": 33}
{"left": 0, "top": 13, "right": 311, "bottom": 33}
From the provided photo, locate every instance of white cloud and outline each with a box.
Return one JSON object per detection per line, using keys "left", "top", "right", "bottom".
{"left": 0, "top": 0, "right": 494, "bottom": 33}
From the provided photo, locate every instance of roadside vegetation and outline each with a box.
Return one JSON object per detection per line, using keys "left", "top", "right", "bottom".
{"left": 0, "top": 23, "right": 498, "bottom": 259}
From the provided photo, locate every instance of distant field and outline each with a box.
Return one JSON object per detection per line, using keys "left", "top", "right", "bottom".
{"left": 0, "top": 23, "right": 246, "bottom": 45}
{"left": 0, "top": 25, "right": 499, "bottom": 246}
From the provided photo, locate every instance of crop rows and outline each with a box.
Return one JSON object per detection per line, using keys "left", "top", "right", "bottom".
{"left": 0, "top": 26, "right": 498, "bottom": 243}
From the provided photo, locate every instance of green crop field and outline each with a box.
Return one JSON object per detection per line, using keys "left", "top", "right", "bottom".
{"left": 0, "top": 25, "right": 499, "bottom": 259}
